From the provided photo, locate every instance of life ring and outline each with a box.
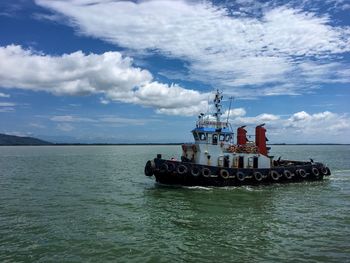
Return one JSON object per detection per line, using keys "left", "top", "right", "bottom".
{"left": 253, "top": 171, "right": 263, "bottom": 182}
{"left": 177, "top": 164, "right": 188, "bottom": 175}
{"left": 298, "top": 169, "right": 307, "bottom": 178}
{"left": 325, "top": 167, "right": 331, "bottom": 176}
{"left": 270, "top": 170, "right": 280, "bottom": 181}
{"left": 283, "top": 170, "right": 293, "bottom": 179}
{"left": 312, "top": 167, "right": 320, "bottom": 177}
{"left": 167, "top": 162, "right": 176, "bottom": 173}
{"left": 191, "top": 166, "right": 200, "bottom": 177}
{"left": 320, "top": 166, "right": 328, "bottom": 175}
{"left": 237, "top": 171, "right": 245, "bottom": 182}
{"left": 220, "top": 169, "right": 229, "bottom": 179}
{"left": 202, "top": 168, "right": 211, "bottom": 177}
{"left": 144, "top": 160, "right": 154, "bottom": 177}
{"left": 160, "top": 163, "right": 168, "bottom": 173}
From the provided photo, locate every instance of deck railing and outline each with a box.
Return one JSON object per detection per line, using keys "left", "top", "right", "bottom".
{"left": 196, "top": 120, "right": 228, "bottom": 129}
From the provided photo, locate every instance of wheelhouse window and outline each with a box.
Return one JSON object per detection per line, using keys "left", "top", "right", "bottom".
{"left": 225, "top": 134, "right": 231, "bottom": 142}
{"left": 198, "top": 132, "right": 206, "bottom": 141}
{"left": 219, "top": 134, "right": 225, "bottom": 141}
{"left": 193, "top": 132, "right": 199, "bottom": 140}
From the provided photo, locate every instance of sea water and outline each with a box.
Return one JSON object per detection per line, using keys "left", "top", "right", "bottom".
{"left": 0, "top": 145, "right": 349, "bottom": 262}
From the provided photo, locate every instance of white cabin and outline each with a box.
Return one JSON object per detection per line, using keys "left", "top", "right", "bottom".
{"left": 181, "top": 90, "right": 271, "bottom": 169}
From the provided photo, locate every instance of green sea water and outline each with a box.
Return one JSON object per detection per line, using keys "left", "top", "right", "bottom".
{"left": 0, "top": 145, "right": 349, "bottom": 262}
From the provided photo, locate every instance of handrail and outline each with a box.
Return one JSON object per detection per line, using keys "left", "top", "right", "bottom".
{"left": 197, "top": 120, "right": 229, "bottom": 128}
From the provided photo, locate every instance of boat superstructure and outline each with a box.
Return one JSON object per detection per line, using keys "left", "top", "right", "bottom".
{"left": 144, "top": 90, "right": 331, "bottom": 186}
{"left": 182, "top": 90, "right": 270, "bottom": 170}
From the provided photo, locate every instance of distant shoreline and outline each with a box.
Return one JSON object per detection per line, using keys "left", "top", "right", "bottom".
{"left": 1, "top": 133, "right": 349, "bottom": 146}
{"left": 1, "top": 143, "right": 349, "bottom": 146}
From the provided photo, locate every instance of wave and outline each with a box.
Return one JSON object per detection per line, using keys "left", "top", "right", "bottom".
{"left": 184, "top": 186, "right": 212, "bottom": 190}
{"left": 333, "top": 169, "right": 350, "bottom": 173}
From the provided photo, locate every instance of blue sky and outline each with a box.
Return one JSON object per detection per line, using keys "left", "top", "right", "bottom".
{"left": 0, "top": 0, "right": 349, "bottom": 143}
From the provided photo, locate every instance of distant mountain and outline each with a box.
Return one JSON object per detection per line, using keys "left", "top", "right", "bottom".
{"left": 0, "top": 133, "right": 52, "bottom": 146}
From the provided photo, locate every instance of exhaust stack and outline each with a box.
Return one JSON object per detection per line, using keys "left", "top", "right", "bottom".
{"left": 255, "top": 124, "right": 268, "bottom": 155}
{"left": 237, "top": 126, "right": 248, "bottom": 145}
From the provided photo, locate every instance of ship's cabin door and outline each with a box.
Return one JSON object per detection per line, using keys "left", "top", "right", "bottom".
{"left": 212, "top": 133, "right": 218, "bottom": 145}
{"left": 224, "top": 155, "right": 229, "bottom": 167}
{"left": 238, "top": 156, "right": 244, "bottom": 168}
{"left": 253, "top": 156, "right": 258, "bottom": 168}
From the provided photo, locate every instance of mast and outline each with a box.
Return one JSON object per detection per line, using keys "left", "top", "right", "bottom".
{"left": 213, "top": 89, "right": 223, "bottom": 128}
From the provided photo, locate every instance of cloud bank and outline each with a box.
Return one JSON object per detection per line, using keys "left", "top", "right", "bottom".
{"left": 227, "top": 107, "right": 350, "bottom": 142}
{"left": 0, "top": 45, "right": 208, "bottom": 116}
{"left": 35, "top": 0, "right": 350, "bottom": 96}
{"left": 46, "top": 109, "right": 350, "bottom": 142}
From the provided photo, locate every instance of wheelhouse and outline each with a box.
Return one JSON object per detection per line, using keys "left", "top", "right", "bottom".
{"left": 192, "top": 127, "right": 233, "bottom": 145}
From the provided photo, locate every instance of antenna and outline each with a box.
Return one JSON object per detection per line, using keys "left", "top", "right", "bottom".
{"left": 207, "top": 95, "right": 210, "bottom": 115}
{"left": 226, "top": 96, "right": 234, "bottom": 124}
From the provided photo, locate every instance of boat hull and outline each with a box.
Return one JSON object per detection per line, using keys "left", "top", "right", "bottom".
{"left": 145, "top": 158, "right": 331, "bottom": 187}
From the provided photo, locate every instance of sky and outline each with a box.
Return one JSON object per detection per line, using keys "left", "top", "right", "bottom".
{"left": 0, "top": 0, "right": 349, "bottom": 143}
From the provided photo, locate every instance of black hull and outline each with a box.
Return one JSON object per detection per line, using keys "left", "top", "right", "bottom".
{"left": 145, "top": 158, "right": 331, "bottom": 187}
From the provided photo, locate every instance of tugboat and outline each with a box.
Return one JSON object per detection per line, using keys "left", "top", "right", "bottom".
{"left": 144, "top": 90, "right": 331, "bottom": 186}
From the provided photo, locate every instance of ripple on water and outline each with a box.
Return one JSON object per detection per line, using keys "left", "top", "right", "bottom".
{"left": 0, "top": 145, "right": 349, "bottom": 262}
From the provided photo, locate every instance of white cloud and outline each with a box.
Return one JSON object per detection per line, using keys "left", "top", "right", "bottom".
{"left": 0, "top": 101, "right": 15, "bottom": 112}
{"left": 32, "top": 109, "right": 350, "bottom": 143}
{"left": 0, "top": 3, "right": 23, "bottom": 18}
{"left": 222, "top": 108, "right": 247, "bottom": 119}
{"left": 0, "top": 45, "right": 208, "bottom": 116}
{"left": 227, "top": 107, "right": 280, "bottom": 126}
{"left": 341, "top": 4, "right": 350, "bottom": 10}
{"left": 57, "top": 123, "right": 74, "bottom": 132}
{"left": 0, "top": 45, "right": 151, "bottom": 95}
{"left": 156, "top": 101, "right": 208, "bottom": 116}
{"left": 298, "top": 62, "right": 350, "bottom": 83}
{"left": 228, "top": 108, "right": 350, "bottom": 142}
{"left": 132, "top": 82, "right": 208, "bottom": 116}
{"left": 0, "top": 92, "right": 10, "bottom": 98}
{"left": 50, "top": 115, "right": 95, "bottom": 122}
{"left": 0, "top": 102, "right": 15, "bottom": 107}
{"left": 29, "top": 122, "right": 46, "bottom": 129}
{"left": 99, "top": 116, "right": 146, "bottom": 126}
{"left": 35, "top": 0, "right": 350, "bottom": 94}
{"left": 285, "top": 110, "right": 350, "bottom": 133}
{"left": 234, "top": 113, "right": 281, "bottom": 126}
{"left": 99, "top": 97, "right": 109, "bottom": 105}
{"left": 0, "top": 108, "right": 15, "bottom": 113}
{"left": 1, "top": 131, "right": 32, "bottom": 137}
{"left": 50, "top": 114, "right": 149, "bottom": 126}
